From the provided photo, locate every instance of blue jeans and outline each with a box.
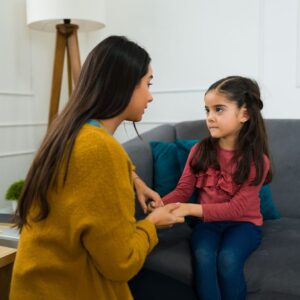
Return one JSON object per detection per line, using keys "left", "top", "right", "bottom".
{"left": 191, "top": 221, "right": 262, "bottom": 300}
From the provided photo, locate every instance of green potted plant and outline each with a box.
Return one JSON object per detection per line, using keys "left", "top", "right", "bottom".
{"left": 5, "top": 180, "right": 25, "bottom": 212}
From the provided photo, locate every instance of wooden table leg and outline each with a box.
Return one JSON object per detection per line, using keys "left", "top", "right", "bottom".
{"left": 0, "top": 246, "right": 17, "bottom": 300}
{"left": 0, "top": 263, "right": 14, "bottom": 300}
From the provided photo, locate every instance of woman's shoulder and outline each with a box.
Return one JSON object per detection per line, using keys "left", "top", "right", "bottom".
{"left": 74, "top": 124, "right": 126, "bottom": 160}
{"left": 78, "top": 124, "right": 119, "bottom": 145}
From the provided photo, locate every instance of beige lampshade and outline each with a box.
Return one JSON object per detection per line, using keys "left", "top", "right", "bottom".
{"left": 26, "top": 0, "right": 106, "bottom": 32}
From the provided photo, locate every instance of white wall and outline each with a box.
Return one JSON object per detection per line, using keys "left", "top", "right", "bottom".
{"left": 0, "top": 0, "right": 94, "bottom": 210}
{"left": 0, "top": 0, "right": 299, "bottom": 209}
{"left": 90, "top": 0, "right": 300, "bottom": 141}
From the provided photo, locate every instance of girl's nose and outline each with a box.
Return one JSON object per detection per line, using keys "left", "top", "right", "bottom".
{"left": 207, "top": 112, "right": 214, "bottom": 121}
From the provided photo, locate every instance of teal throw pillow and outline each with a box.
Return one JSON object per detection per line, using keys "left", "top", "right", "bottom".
{"left": 175, "top": 140, "right": 199, "bottom": 173}
{"left": 150, "top": 140, "right": 280, "bottom": 220}
{"left": 150, "top": 140, "right": 199, "bottom": 201}
{"left": 150, "top": 141, "right": 181, "bottom": 197}
{"left": 259, "top": 184, "right": 280, "bottom": 220}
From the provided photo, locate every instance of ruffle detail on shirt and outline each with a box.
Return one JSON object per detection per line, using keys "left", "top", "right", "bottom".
{"left": 195, "top": 168, "right": 240, "bottom": 196}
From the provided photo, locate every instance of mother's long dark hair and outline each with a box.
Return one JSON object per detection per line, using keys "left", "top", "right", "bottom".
{"left": 15, "top": 36, "right": 151, "bottom": 229}
{"left": 191, "top": 76, "right": 272, "bottom": 185}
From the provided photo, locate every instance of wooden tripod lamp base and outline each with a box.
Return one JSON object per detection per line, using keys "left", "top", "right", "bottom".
{"left": 26, "top": 1, "right": 106, "bottom": 126}
{"left": 48, "top": 20, "right": 81, "bottom": 126}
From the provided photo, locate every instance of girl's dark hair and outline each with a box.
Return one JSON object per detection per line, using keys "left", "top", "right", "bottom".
{"left": 15, "top": 36, "right": 151, "bottom": 229}
{"left": 191, "top": 75, "right": 272, "bottom": 186}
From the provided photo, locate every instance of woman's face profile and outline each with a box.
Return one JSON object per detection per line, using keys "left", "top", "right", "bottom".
{"left": 123, "top": 65, "right": 153, "bottom": 122}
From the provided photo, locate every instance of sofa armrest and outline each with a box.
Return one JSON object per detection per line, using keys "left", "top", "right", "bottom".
{"left": 123, "top": 138, "right": 153, "bottom": 187}
{"left": 123, "top": 138, "right": 153, "bottom": 220}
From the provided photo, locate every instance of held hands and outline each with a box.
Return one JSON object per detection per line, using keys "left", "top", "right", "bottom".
{"left": 146, "top": 201, "right": 157, "bottom": 213}
{"left": 148, "top": 202, "right": 203, "bottom": 220}
{"left": 132, "top": 171, "right": 203, "bottom": 227}
{"left": 146, "top": 203, "right": 185, "bottom": 228}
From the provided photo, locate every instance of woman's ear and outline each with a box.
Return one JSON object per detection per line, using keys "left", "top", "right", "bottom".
{"left": 240, "top": 106, "right": 249, "bottom": 123}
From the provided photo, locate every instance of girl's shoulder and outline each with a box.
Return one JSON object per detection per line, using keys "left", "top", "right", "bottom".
{"left": 262, "top": 153, "right": 270, "bottom": 170}
{"left": 249, "top": 153, "right": 270, "bottom": 168}
{"left": 189, "top": 140, "right": 204, "bottom": 155}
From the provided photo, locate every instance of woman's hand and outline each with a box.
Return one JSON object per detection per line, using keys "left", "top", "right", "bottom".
{"left": 133, "top": 171, "right": 164, "bottom": 214}
{"left": 146, "top": 203, "right": 184, "bottom": 228}
{"left": 146, "top": 201, "right": 158, "bottom": 213}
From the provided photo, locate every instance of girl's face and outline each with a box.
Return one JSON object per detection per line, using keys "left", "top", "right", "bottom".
{"left": 204, "top": 90, "right": 248, "bottom": 149}
{"left": 123, "top": 65, "right": 153, "bottom": 122}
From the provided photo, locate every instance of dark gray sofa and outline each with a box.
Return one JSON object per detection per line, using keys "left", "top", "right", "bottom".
{"left": 125, "top": 119, "right": 300, "bottom": 300}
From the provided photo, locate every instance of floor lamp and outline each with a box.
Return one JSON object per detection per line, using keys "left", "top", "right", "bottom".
{"left": 26, "top": 0, "right": 106, "bottom": 126}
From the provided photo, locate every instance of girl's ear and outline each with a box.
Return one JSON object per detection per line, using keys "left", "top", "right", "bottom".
{"left": 240, "top": 106, "right": 249, "bottom": 123}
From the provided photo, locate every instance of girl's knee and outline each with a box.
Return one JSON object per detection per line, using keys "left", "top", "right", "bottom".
{"left": 217, "top": 251, "right": 241, "bottom": 275}
{"left": 192, "top": 246, "right": 216, "bottom": 267}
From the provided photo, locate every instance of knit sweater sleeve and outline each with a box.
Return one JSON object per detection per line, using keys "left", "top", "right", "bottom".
{"left": 69, "top": 129, "right": 158, "bottom": 282}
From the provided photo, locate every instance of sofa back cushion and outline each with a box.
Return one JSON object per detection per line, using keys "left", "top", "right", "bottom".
{"left": 265, "top": 119, "right": 300, "bottom": 218}
{"left": 150, "top": 141, "right": 181, "bottom": 197}
{"left": 150, "top": 140, "right": 199, "bottom": 200}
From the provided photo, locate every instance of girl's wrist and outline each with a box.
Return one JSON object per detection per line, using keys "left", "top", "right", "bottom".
{"left": 182, "top": 203, "right": 192, "bottom": 215}
{"left": 189, "top": 203, "right": 203, "bottom": 218}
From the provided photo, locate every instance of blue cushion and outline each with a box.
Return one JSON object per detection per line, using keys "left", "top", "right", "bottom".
{"left": 259, "top": 184, "right": 280, "bottom": 220}
{"left": 150, "top": 140, "right": 280, "bottom": 220}
{"left": 150, "top": 141, "right": 181, "bottom": 197}
{"left": 175, "top": 140, "right": 199, "bottom": 173}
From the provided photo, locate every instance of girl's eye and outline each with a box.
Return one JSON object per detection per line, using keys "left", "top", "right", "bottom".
{"left": 216, "top": 107, "right": 224, "bottom": 113}
{"left": 204, "top": 108, "right": 209, "bottom": 114}
{"left": 147, "top": 82, "right": 153, "bottom": 88}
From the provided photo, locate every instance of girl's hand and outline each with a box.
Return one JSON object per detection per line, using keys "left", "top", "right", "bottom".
{"left": 146, "top": 203, "right": 184, "bottom": 228}
{"left": 172, "top": 203, "right": 191, "bottom": 218}
{"left": 133, "top": 172, "right": 164, "bottom": 214}
{"left": 172, "top": 203, "right": 203, "bottom": 218}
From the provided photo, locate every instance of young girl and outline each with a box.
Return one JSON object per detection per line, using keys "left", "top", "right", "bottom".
{"left": 10, "top": 36, "right": 183, "bottom": 300}
{"left": 162, "top": 76, "right": 272, "bottom": 300}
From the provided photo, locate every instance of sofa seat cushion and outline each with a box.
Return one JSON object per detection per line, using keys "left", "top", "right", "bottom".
{"left": 245, "top": 217, "right": 300, "bottom": 296}
{"left": 144, "top": 217, "right": 300, "bottom": 298}
{"left": 144, "top": 223, "right": 193, "bottom": 286}
{"left": 246, "top": 291, "right": 300, "bottom": 300}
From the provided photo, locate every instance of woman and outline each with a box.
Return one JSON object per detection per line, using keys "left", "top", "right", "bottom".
{"left": 10, "top": 36, "right": 183, "bottom": 300}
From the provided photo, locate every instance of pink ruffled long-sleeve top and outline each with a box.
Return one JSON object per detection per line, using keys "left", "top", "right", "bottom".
{"left": 163, "top": 144, "right": 270, "bottom": 226}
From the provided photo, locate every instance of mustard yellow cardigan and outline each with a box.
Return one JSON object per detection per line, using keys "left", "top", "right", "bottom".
{"left": 10, "top": 124, "right": 158, "bottom": 300}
